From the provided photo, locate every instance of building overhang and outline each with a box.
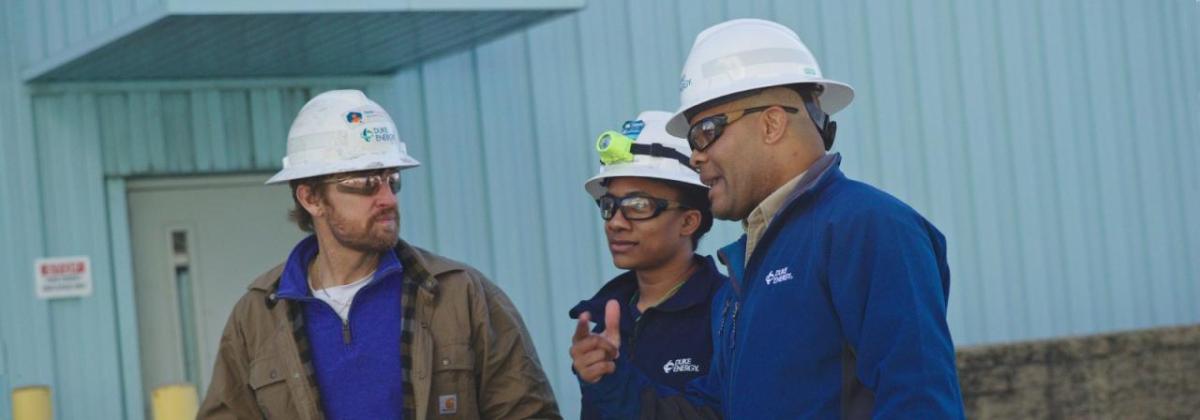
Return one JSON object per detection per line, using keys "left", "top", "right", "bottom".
{"left": 23, "top": 0, "right": 582, "bottom": 81}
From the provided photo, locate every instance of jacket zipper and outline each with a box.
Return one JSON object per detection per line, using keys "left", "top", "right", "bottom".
{"left": 327, "top": 266, "right": 399, "bottom": 346}
{"left": 339, "top": 263, "right": 401, "bottom": 345}
{"left": 627, "top": 312, "right": 647, "bottom": 356}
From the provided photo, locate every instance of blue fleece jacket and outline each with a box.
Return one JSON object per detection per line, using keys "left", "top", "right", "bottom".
{"left": 581, "top": 154, "right": 965, "bottom": 418}
{"left": 276, "top": 235, "right": 405, "bottom": 420}
{"left": 569, "top": 255, "right": 726, "bottom": 420}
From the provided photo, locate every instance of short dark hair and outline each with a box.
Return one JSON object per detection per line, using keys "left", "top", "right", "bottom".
{"left": 664, "top": 180, "right": 714, "bottom": 249}
{"left": 287, "top": 177, "right": 329, "bottom": 232}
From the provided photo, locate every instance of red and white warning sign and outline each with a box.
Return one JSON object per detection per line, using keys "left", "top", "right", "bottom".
{"left": 34, "top": 256, "right": 92, "bottom": 299}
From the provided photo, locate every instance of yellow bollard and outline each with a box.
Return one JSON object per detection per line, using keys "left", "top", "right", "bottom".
{"left": 11, "top": 385, "right": 52, "bottom": 420}
{"left": 151, "top": 384, "right": 198, "bottom": 420}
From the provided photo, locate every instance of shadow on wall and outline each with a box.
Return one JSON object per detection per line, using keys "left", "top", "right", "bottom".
{"left": 956, "top": 324, "right": 1200, "bottom": 419}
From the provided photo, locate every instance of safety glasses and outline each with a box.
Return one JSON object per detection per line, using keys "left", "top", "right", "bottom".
{"left": 321, "top": 170, "right": 401, "bottom": 196}
{"left": 686, "top": 105, "right": 799, "bottom": 151}
{"left": 597, "top": 193, "right": 689, "bottom": 221}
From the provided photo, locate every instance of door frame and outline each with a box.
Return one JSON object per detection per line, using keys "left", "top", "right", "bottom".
{"left": 107, "top": 173, "right": 277, "bottom": 420}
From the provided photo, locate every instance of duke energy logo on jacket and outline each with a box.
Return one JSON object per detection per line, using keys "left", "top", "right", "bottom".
{"left": 763, "top": 267, "right": 793, "bottom": 285}
{"left": 662, "top": 358, "right": 701, "bottom": 374}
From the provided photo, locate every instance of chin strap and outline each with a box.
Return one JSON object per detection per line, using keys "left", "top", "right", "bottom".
{"left": 802, "top": 91, "right": 837, "bottom": 151}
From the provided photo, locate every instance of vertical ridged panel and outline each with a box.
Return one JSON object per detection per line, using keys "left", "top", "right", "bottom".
{"left": 17, "top": 0, "right": 166, "bottom": 72}
{"left": 953, "top": 0, "right": 1014, "bottom": 340}
{"left": 98, "top": 93, "right": 131, "bottom": 175}
{"left": 1040, "top": 0, "right": 1097, "bottom": 335}
{"left": 203, "top": 90, "right": 235, "bottom": 172}
{"left": 1171, "top": 0, "right": 1200, "bottom": 322}
{"left": 1123, "top": 1, "right": 1183, "bottom": 327}
{"left": 42, "top": 0, "right": 67, "bottom": 56}
{"left": 626, "top": 0, "right": 683, "bottom": 111}
{"left": 372, "top": 71, "right": 438, "bottom": 248}
{"left": 106, "top": 177, "right": 146, "bottom": 420}
{"left": 575, "top": 0, "right": 642, "bottom": 275}
{"left": 524, "top": 15, "right": 606, "bottom": 414}
{"left": 31, "top": 93, "right": 125, "bottom": 419}
{"left": 420, "top": 52, "right": 496, "bottom": 273}
{"left": 162, "top": 92, "right": 196, "bottom": 173}
{"left": 1003, "top": 0, "right": 1055, "bottom": 338}
{"left": 109, "top": 0, "right": 135, "bottom": 25}
{"left": 1084, "top": 3, "right": 1138, "bottom": 331}
{"left": 2, "top": 2, "right": 1198, "bottom": 419}
{"left": 219, "top": 90, "right": 255, "bottom": 171}
{"left": 473, "top": 32, "right": 561, "bottom": 389}
{"left": 0, "top": 0, "right": 51, "bottom": 415}
{"left": 908, "top": 0, "right": 973, "bottom": 342}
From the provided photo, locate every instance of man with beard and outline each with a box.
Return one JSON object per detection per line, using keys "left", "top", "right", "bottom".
{"left": 571, "top": 19, "right": 964, "bottom": 418}
{"left": 199, "top": 90, "right": 560, "bottom": 419}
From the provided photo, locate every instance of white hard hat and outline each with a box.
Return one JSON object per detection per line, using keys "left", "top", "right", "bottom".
{"left": 584, "top": 110, "right": 706, "bottom": 199}
{"left": 666, "top": 18, "right": 855, "bottom": 137}
{"left": 266, "top": 89, "right": 421, "bottom": 185}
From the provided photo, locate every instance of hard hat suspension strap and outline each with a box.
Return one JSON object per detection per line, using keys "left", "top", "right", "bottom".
{"left": 797, "top": 86, "right": 838, "bottom": 150}
{"left": 630, "top": 143, "right": 693, "bottom": 168}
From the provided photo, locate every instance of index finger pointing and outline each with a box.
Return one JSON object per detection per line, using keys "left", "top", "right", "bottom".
{"left": 572, "top": 311, "right": 592, "bottom": 343}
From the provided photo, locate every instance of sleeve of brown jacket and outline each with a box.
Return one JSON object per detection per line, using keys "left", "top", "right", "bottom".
{"left": 197, "top": 300, "right": 260, "bottom": 419}
{"left": 469, "top": 270, "right": 562, "bottom": 419}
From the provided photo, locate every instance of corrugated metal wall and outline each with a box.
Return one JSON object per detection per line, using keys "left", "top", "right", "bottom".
{"left": 10, "top": 0, "right": 165, "bottom": 78}
{"left": 1, "top": 0, "right": 1198, "bottom": 418}
{"left": 0, "top": 4, "right": 39, "bottom": 419}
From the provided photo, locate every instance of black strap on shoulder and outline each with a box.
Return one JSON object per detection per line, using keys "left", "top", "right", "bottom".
{"left": 629, "top": 143, "right": 694, "bottom": 169}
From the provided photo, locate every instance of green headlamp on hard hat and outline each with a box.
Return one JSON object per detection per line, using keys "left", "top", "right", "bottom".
{"left": 596, "top": 130, "right": 636, "bottom": 165}
{"left": 595, "top": 120, "right": 694, "bottom": 168}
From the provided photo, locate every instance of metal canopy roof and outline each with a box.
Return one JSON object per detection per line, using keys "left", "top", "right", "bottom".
{"left": 26, "top": 5, "right": 578, "bottom": 81}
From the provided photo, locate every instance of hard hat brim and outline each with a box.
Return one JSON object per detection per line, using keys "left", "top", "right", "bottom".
{"left": 665, "top": 79, "right": 854, "bottom": 138}
{"left": 583, "top": 160, "right": 708, "bottom": 199}
{"left": 264, "top": 154, "right": 421, "bottom": 185}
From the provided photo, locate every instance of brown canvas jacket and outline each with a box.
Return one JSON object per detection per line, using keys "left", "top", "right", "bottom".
{"left": 198, "top": 239, "right": 560, "bottom": 420}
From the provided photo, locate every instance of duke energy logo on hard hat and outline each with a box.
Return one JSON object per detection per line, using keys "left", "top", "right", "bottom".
{"left": 360, "top": 126, "right": 397, "bottom": 143}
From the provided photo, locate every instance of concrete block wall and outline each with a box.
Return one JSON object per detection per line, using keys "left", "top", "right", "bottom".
{"left": 957, "top": 324, "right": 1200, "bottom": 419}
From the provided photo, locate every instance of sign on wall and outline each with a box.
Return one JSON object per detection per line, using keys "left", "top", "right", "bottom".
{"left": 34, "top": 256, "right": 93, "bottom": 299}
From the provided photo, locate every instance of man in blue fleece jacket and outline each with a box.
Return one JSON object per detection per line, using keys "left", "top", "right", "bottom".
{"left": 569, "top": 18, "right": 965, "bottom": 418}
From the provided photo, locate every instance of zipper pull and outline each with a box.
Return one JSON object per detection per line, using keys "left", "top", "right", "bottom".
{"left": 718, "top": 299, "right": 730, "bottom": 337}
{"left": 342, "top": 322, "right": 351, "bottom": 344}
{"left": 729, "top": 302, "right": 739, "bottom": 352}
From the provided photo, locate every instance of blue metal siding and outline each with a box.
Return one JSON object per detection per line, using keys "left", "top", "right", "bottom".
{"left": 405, "top": 1, "right": 1196, "bottom": 409}
{"left": 32, "top": 93, "right": 126, "bottom": 419}
{"left": 473, "top": 33, "right": 560, "bottom": 370}
{"left": 0, "top": 1, "right": 1197, "bottom": 419}
{"left": 0, "top": 1, "right": 55, "bottom": 416}
{"left": 12, "top": 0, "right": 167, "bottom": 76}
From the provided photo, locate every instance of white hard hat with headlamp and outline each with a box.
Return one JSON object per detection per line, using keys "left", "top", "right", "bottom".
{"left": 584, "top": 110, "right": 706, "bottom": 199}
{"left": 666, "top": 18, "right": 855, "bottom": 149}
{"left": 266, "top": 89, "right": 421, "bottom": 185}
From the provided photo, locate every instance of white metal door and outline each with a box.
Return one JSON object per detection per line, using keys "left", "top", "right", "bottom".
{"left": 127, "top": 174, "right": 304, "bottom": 406}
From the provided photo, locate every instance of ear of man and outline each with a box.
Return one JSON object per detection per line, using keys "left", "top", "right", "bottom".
{"left": 297, "top": 183, "right": 326, "bottom": 218}
{"left": 679, "top": 208, "right": 701, "bottom": 238}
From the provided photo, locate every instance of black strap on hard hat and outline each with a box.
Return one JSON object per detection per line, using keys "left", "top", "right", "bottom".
{"left": 631, "top": 143, "right": 694, "bottom": 169}
{"left": 795, "top": 85, "right": 838, "bottom": 150}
